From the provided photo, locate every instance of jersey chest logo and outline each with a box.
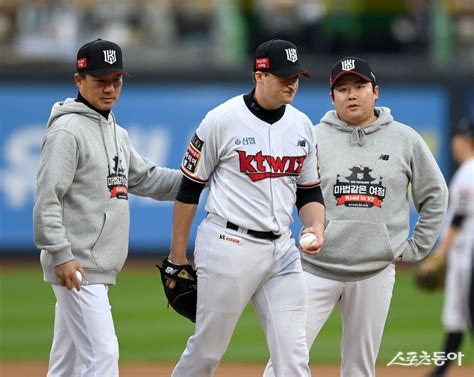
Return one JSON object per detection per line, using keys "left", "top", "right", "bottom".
{"left": 107, "top": 155, "right": 128, "bottom": 200}
{"left": 333, "top": 165, "right": 386, "bottom": 208}
{"left": 237, "top": 150, "right": 305, "bottom": 182}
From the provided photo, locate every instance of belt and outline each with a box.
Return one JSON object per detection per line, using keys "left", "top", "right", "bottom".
{"left": 225, "top": 221, "right": 280, "bottom": 240}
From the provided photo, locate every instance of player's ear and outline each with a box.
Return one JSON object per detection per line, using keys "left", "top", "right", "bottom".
{"left": 374, "top": 85, "right": 379, "bottom": 101}
{"left": 330, "top": 90, "right": 335, "bottom": 105}
{"left": 74, "top": 73, "right": 82, "bottom": 89}
{"left": 254, "top": 71, "right": 265, "bottom": 83}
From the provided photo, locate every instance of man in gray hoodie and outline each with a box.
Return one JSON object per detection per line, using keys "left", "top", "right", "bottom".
{"left": 264, "top": 57, "right": 448, "bottom": 376}
{"left": 33, "top": 39, "right": 181, "bottom": 377}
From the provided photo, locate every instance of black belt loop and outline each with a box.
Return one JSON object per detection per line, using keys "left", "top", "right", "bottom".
{"left": 225, "top": 221, "right": 280, "bottom": 240}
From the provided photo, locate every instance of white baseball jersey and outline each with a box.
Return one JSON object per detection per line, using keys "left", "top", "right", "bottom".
{"left": 181, "top": 94, "right": 320, "bottom": 233}
{"left": 443, "top": 157, "right": 474, "bottom": 263}
{"left": 442, "top": 157, "right": 474, "bottom": 331}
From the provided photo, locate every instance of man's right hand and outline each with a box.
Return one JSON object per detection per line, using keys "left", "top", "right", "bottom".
{"left": 55, "top": 260, "right": 86, "bottom": 291}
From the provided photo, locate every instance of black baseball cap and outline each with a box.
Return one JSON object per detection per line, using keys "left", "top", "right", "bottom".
{"left": 330, "top": 57, "right": 376, "bottom": 88}
{"left": 254, "top": 39, "right": 312, "bottom": 78}
{"left": 76, "top": 38, "right": 130, "bottom": 77}
{"left": 454, "top": 118, "right": 474, "bottom": 139}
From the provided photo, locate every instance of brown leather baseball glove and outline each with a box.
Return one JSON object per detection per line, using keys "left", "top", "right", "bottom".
{"left": 414, "top": 252, "right": 447, "bottom": 292}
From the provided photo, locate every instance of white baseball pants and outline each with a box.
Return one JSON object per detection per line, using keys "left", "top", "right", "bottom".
{"left": 442, "top": 253, "right": 472, "bottom": 332}
{"left": 172, "top": 217, "right": 311, "bottom": 377}
{"left": 263, "top": 263, "right": 395, "bottom": 377}
{"left": 47, "top": 284, "right": 119, "bottom": 377}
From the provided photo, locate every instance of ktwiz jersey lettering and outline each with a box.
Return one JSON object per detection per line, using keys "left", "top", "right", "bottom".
{"left": 236, "top": 150, "right": 306, "bottom": 181}
{"left": 180, "top": 95, "right": 320, "bottom": 232}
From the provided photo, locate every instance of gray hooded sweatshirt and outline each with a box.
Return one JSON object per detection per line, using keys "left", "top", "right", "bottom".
{"left": 302, "top": 107, "right": 448, "bottom": 281}
{"left": 34, "top": 98, "right": 182, "bottom": 285}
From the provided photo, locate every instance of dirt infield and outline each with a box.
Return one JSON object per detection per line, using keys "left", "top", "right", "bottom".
{"left": 1, "top": 362, "right": 472, "bottom": 376}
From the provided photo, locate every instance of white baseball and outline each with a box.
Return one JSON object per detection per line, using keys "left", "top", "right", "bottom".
{"left": 299, "top": 233, "right": 318, "bottom": 249}
{"left": 76, "top": 271, "right": 83, "bottom": 282}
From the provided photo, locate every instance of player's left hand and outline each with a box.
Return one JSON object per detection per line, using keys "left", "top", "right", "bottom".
{"left": 156, "top": 257, "right": 197, "bottom": 322}
{"left": 414, "top": 251, "right": 447, "bottom": 292}
{"left": 300, "top": 226, "right": 324, "bottom": 255}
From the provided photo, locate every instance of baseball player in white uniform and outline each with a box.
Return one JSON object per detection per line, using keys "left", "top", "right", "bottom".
{"left": 264, "top": 57, "right": 449, "bottom": 377}
{"left": 427, "top": 118, "right": 474, "bottom": 377}
{"left": 165, "top": 39, "right": 326, "bottom": 377}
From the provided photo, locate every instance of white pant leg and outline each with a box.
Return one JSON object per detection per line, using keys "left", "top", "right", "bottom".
{"left": 47, "top": 302, "right": 82, "bottom": 377}
{"left": 49, "top": 284, "right": 119, "bottom": 377}
{"left": 172, "top": 220, "right": 275, "bottom": 377}
{"left": 253, "top": 270, "right": 310, "bottom": 377}
{"left": 442, "top": 259, "right": 471, "bottom": 332}
{"left": 263, "top": 271, "right": 344, "bottom": 377}
{"left": 304, "top": 272, "right": 345, "bottom": 348}
{"left": 340, "top": 264, "right": 396, "bottom": 377}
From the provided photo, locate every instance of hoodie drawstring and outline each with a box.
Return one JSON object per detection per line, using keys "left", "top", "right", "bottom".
{"left": 350, "top": 127, "right": 367, "bottom": 146}
{"left": 98, "top": 115, "right": 120, "bottom": 175}
{"left": 111, "top": 113, "right": 120, "bottom": 163}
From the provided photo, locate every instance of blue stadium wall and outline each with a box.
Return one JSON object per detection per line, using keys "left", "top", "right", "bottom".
{"left": 0, "top": 83, "right": 452, "bottom": 253}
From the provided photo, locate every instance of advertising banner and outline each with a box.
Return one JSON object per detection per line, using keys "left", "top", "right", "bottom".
{"left": 0, "top": 84, "right": 448, "bottom": 252}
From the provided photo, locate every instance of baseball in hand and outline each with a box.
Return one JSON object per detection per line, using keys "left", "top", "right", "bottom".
{"left": 76, "top": 271, "right": 83, "bottom": 282}
{"left": 299, "top": 233, "right": 318, "bottom": 249}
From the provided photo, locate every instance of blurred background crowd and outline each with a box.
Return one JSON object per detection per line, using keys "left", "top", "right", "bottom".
{"left": 0, "top": 0, "right": 472, "bottom": 81}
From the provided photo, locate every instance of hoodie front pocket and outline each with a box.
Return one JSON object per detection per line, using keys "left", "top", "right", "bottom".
{"left": 316, "top": 220, "right": 394, "bottom": 278}
{"left": 91, "top": 211, "right": 130, "bottom": 272}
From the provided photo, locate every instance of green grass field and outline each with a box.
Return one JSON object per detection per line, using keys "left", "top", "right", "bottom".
{"left": 0, "top": 261, "right": 472, "bottom": 366}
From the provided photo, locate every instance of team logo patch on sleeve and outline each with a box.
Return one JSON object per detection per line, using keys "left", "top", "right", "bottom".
{"left": 182, "top": 133, "right": 204, "bottom": 173}
{"left": 191, "top": 133, "right": 204, "bottom": 151}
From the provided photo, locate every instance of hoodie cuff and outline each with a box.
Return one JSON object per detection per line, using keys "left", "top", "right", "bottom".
{"left": 51, "top": 247, "right": 76, "bottom": 267}
{"left": 401, "top": 238, "right": 423, "bottom": 262}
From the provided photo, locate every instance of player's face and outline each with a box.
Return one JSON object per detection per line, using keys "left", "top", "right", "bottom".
{"left": 255, "top": 72, "right": 299, "bottom": 109}
{"left": 331, "top": 74, "right": 379, "bottom": 126}
{"left": 452, "top": 134, "right": 474, "bottom": 164}
{"left": 75, "top": 73, "right": 123, "bottom": 110}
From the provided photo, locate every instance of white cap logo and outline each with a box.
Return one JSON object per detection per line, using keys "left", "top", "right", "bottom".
{"left": 341, "top": 59, "right": 355, "bottom": 71}
{"left": 103, "top": 49, "right": 117, "bottom": 65}
{"left": 285, "top": 48, "right": 298, "bottom": 63}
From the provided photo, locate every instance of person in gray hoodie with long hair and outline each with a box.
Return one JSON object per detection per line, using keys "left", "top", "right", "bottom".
{"left": 264, "top": 57, "right": 448, "bottom": 377}
{"left": 33, "top": 39, "right": 182, "bottom": 377}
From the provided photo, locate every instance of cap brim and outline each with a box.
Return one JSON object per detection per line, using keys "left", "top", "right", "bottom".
{"left": 269, "top": 66, "right": 313, "bottom": 78}
{"left": 331, "top": 71, "right": 372, "bottom": 88}
{"left": 86, "top": 68, "right": 131, "bottom": 78}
